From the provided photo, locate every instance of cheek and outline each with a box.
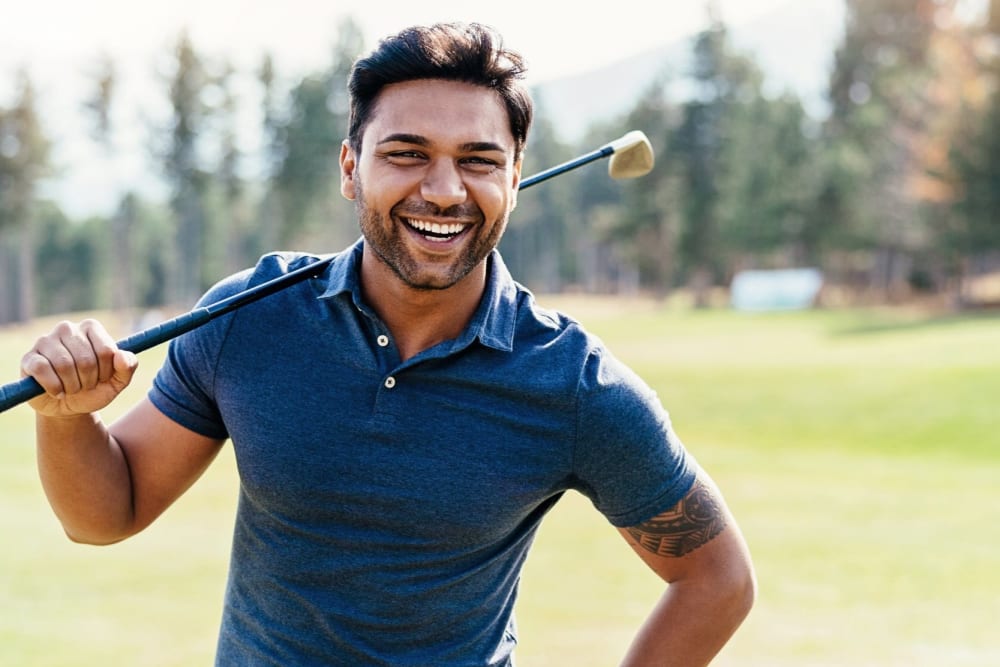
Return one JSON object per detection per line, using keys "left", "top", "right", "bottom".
{"left": 355, "top": 170, "right": 397, "bottom": 213}
{"left": 368, "top": 167, "right": 423, "bottom": 209}
{"left": 474, "top": 180, "right": 515, "bottom": 218}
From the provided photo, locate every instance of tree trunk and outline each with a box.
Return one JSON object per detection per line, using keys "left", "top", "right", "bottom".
{"left": 111, "top": 195, "right": 136, "bottom": 313}
{"left": 0, "top": 237, "right": 15, "bottom": 324}
{"left": 689, "top": 264, "right": 713, "bottom": 309}
{"left": 16, "top": 222, "right": 35, "bottom": 322}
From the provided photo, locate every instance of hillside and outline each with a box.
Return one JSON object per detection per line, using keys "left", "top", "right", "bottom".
{"left": 532, "top": 0, "right": 844, "bottom": 141}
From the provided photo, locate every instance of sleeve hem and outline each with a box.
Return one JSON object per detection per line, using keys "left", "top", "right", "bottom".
{"left": 148, "top": 384, "right": 230, "bottom": 441}
{"left": 602, "top": 465, "right": 698, "bottom": 528}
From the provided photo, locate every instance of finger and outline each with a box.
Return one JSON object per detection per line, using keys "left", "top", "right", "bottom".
{"left": 23, "top": 323, "right": 83, "bottom": 395}
{"left": 81, "top": 318, "right": 119, "bottom": 385}
{"left": 20, "top": 346, "right": 67, "bottom": 398}
{"left": 111, "top": 349, "right": 139, "bottom": 392}
{"left": 58, "top": 324, "right": 102, "bottom": 391}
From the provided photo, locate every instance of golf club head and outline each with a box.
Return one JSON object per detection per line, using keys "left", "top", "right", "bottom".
{"left": 606, "top": 130, "right": 655, "bottom": 180}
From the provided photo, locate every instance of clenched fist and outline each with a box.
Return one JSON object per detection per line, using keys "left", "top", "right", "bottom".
{"left": 21, "top": 319, "right": 138, "bottom": 418}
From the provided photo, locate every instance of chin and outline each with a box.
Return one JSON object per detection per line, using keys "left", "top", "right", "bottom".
{"left": 397, "top": 262, "right": 480, "bottom": 292}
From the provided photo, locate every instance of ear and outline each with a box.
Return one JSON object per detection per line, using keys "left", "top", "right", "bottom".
{"left": 340, "top": 140, "right": 357, "bottom": 200}
{"left": 509, "top": 157, "right": 523, "bottom": 211}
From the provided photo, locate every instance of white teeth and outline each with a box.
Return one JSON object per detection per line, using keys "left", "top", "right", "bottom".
{"left": 406, "top": 219, "right": 464, "bottom": 236}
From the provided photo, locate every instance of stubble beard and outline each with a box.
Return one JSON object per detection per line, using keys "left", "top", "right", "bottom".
{"left": 354, "top": 177, "right": 508, "bottom": 291}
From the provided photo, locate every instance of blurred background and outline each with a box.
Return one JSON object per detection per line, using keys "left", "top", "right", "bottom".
{"left": 0, "top": 0, "right": 996, "bottom": 320}
{"left": 2, "top": 2, "right": 1000, "bottom": 666}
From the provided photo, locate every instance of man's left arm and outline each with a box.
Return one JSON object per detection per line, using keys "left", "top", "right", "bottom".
{"left": 617, "top": 471, "right": 756, "bottom": 667}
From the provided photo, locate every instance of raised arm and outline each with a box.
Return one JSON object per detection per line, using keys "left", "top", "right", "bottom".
{"left": 618, "top": 471, "right": 756, "bottom": 666}
{"left": 22, "top": 319, "right": 224, "bottom": 545}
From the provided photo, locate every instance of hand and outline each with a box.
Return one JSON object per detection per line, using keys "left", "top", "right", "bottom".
{"left": 21, "top": 319, "right": 139, "bottom": 418}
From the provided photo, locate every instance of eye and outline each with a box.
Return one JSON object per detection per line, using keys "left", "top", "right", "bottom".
{"left": 461, "top": 156, "right": 500, "bottom": 173}
{"left": 384, "top": 150, "right": 427, "bottom": 165}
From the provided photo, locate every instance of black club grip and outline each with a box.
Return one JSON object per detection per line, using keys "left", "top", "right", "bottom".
{"left": 0, "top": 376, "right": 44, "bottom": 412}
{"left": 116, "top": 308, "right": 211, "bottom": 354}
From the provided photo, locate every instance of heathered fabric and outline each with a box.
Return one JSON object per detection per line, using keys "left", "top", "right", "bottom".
{"left": 149, "top": 239, "right": 697, "bottom": 666}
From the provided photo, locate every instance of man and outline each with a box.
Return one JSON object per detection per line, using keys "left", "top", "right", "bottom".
{"left": 21, "top": 22, "right": 755, "bottom": 666}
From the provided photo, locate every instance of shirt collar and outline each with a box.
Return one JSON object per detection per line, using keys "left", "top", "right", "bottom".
{"left": 317, "top": 237, "right": 518, "bottom": 353}
{"left": 317, "top": 237, "right": 365, "bottom": 308}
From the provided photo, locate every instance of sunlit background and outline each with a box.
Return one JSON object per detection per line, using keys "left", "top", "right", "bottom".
{"left": 2, "top": 0, "right": 842, "bottom": 218}
{"left": 1, "top": 2, "right": 999, "bottom": 665}
{"left": 2, "top": 0, "right": 994, "bottom": 317}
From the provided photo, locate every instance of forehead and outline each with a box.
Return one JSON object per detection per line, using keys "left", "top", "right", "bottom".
{"left": 364, "top": 79, "right": 515, "bottom": 151}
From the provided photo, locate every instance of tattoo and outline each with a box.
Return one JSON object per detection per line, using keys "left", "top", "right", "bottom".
{"left": 625, "top": 477, "right": 727, "bottom": 557}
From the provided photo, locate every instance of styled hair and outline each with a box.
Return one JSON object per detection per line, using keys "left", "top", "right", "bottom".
{"left": 347, "top": 22, "right": 533, "bottom": 159}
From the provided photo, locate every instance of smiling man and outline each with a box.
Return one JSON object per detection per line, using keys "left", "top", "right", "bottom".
{"left": 349, "top": 81, "right": 515, "bottom": 289}
{"left": 344, "top": 76, "right": 522, "bottom": 361}
{"left": 20, "top": 22, "right": 754, "bottom": 666}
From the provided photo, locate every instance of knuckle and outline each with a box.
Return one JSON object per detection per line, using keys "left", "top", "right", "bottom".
{"left": 54, "top": 320, "right": 77, "bottom": 336}
{"left": 79, "top": 318, "right": 102, "bottom": 333}
{"left": 20, "top": 351, "right": 63, "bottom": 391}
{"left": 81, "top": 318, "right": 114, "bottom": 348}
{"left": 20, "top": 351, "right": 46, "bottom": 375}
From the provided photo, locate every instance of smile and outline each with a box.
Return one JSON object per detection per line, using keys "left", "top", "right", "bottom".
{"left": 402, "top": 217, "right": 469, "bottom": 242}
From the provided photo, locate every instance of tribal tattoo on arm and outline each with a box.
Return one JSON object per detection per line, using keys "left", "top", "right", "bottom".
{"left": 625, "top": 476, "right": 728, "bottom": 557}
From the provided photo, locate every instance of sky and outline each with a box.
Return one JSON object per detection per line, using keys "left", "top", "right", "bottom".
{"left": 0, "top": 0, "right": 822, "bottom": 217}
{"left": 1, "top": 0, "right": 802, "bottom": 86}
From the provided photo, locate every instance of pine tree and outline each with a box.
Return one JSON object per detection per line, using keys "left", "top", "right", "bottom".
{"left": 0, "top": 70, "right": 50, "bottom": 323}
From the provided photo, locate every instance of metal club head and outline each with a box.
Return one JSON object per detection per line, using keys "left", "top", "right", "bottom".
{"left": 606, "top": 130, "right": 655, "bottom": 180}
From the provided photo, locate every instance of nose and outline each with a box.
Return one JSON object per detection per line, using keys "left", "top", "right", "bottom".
{"left": 420, "top": 159, "right": 467, "bottom": 209}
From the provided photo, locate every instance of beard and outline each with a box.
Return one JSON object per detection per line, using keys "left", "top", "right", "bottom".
{"left": 354, "top": 176, "right": 509, "bottom": 291}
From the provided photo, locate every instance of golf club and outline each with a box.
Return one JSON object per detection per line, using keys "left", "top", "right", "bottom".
{"left": 0, "top": 130, "right": 655, "bottom": 413}
{"left": 519, "top": 130, "right": 654, "bottom": 188}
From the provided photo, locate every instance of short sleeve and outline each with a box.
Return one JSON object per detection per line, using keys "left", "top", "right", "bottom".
{"left": 570, "top": 345, "right": 698, "bottom": 527}
{"left": 147, "top": 268, "right": 254, "bottom": 440}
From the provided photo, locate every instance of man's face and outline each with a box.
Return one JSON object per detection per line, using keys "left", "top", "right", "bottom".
{"left": 340, "top": 79, "right": 521, "bottom": 291}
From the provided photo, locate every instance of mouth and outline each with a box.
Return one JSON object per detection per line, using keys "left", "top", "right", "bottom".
{"left": 401, "top": 217, "right": 471, "bottom": 243}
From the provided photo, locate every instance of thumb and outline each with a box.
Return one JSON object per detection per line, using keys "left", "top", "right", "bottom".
{"left": 111, "top": 349, "right": 139, "bottom": 390}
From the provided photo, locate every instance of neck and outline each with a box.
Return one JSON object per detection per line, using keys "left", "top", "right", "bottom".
{"left": 359, "top": 246, "right": 488, "bottom": 362}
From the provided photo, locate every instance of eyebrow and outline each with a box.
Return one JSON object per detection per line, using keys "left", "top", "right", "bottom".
{"left": 377, "top": 133, "right": 506, "bottom": 154}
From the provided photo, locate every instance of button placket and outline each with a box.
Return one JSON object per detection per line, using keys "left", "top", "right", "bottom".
{"left": 377, "top": 333, "right": 394, "bottom": 390}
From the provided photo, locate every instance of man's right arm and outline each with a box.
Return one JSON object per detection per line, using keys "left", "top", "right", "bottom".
{"left": 24, "top": 319, "right": 224, "bottom": 545}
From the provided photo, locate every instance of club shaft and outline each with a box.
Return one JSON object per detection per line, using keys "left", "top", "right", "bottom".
{"left": 0, "top": 258, "right": 334, "bottom": 412}
{"left": 0, "top": 142, "right": 623, "bottom": 414}
{"left": 518, "top": 146, "right": 613, "bottom": 189}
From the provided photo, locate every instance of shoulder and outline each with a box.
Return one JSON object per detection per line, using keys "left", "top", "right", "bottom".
{"left": 521, "top": 295, "right": 647, "bottom": 395}
{"left": 246, "top": 251, "right": 333, "bottom": 285}
{"left": 511, "top": 289, "right": 595, "bottom": 353}
{"left": 195, "top": 251, "right": 333, "bottom": 307}
{"left": 509, "top": 292, "right": 657, "bottom": 414}
{"left": 506, "top": 292, "right": 605, "bottom": 383}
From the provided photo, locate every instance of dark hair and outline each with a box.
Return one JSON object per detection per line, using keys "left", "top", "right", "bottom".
{"left": 347, "top": 22, "right": 533, "bottom": 159}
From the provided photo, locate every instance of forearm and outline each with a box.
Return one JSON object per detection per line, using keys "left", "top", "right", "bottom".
{"left": 620, "top": 576, "right": 755, "bottom": 667}
{"left": 35, "top": 412, "right": 135, "bottom": 544}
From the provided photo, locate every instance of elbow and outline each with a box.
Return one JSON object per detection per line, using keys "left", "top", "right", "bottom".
{"left": 64, "top": 530, "right": 129, "bottom": 546}
{"left": 737, "top": 568, "right": 758, "bottom": 621}
{"left": 724, "top": 559, "right": 758, "bottom": 625}
{"left": 62, "top": 521, "right": 133, "bottom": 546}
{"left": 54, "top": 503, "right": 139, "bottom": 546}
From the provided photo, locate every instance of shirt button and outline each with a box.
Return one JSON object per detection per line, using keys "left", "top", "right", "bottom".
{"left": 377, "top": 334, "right": 390, "bottom": 347}
{"left": 384, "top": 376, "right": 396, "bottom": 389}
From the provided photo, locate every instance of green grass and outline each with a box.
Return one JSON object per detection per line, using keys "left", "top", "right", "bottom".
{"left": 2, "top": 303, "right": 999, "bottom": 665}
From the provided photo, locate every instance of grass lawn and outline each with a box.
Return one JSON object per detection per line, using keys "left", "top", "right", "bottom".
{"left": 1, "top": 301, "right": 998, "bottom": 665}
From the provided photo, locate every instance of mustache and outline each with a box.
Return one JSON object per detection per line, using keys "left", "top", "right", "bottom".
{"left": 391, "top": 199, "right": 484, "bottom": 222}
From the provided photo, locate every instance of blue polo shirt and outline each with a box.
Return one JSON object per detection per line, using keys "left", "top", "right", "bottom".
{"left": 150, "top": 239, "right": 696, "bottom": 666}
